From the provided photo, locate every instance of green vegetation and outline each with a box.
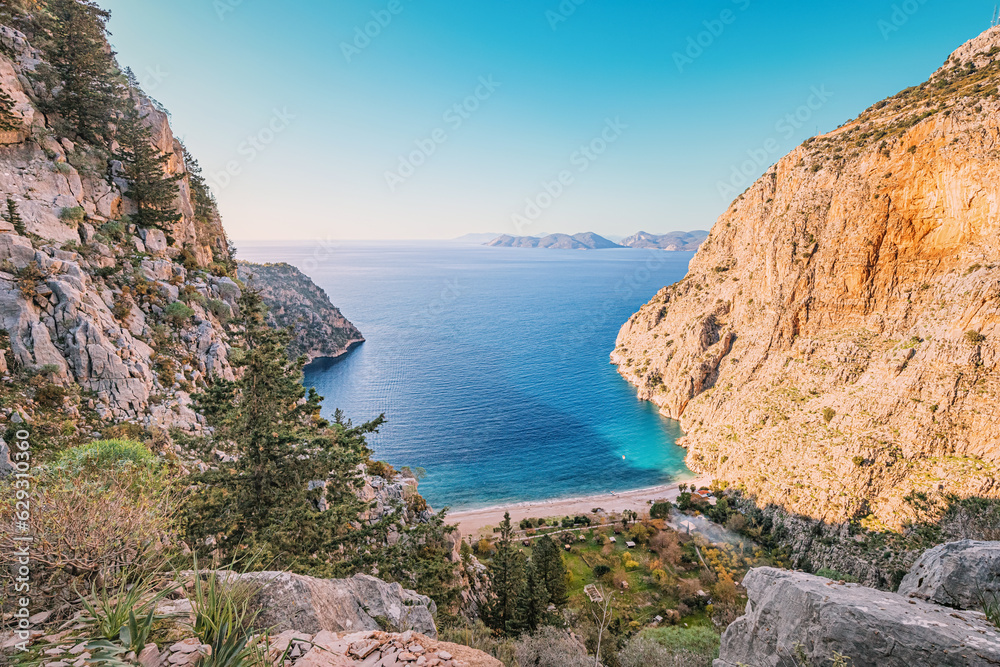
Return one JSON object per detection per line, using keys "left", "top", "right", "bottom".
{"left": 59, "top": 205, "right": 86, "bottom": 223}
{"left": 965, "top": 329, "right": 987, "bottom": 345}
{"left": 823, "top": 407, "right": 836, "bottom": 423}
{"left": 164, "top": 300, "right": 194, "bottom": 325}
{"left": 815, "top": 567, "right": 859, "bottom": 583}
{"left": 0, "top": 86, "right": 19, "bottom": 132}
{"left": 4, "top": 198, "right": 26, "bottom": 235}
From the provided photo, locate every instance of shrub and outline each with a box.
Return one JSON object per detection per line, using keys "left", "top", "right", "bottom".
{"left": 823, "top": 407, "right": 836, "bottom": 423}
{"left": 55, "top": 161, "right": 74, "bottom": 175}
{"left": 165, "top": 300, "right": 195, "bottom": 325}
{"left": 640, "top": 625, "right": 721, "bottom": 664}
{"left": 16, "top": 262, "right": 48, "bottom": 298}
{"left": 34, "top": 383, "right": 67, "bottom": 408}
{"left": 852, "top": 455, "right": 866, "bottom": 467}
{"left": 101, "top": 220, "right": 126, "bottom": 242}
{"left": 514, "top": 627, "right": 592, "bottom": 667}
{"left": 207, "top": 298, "right": 232, "bottom": 324}
{"left": 815, "top": 567, "right": 859, "bottom": 583}
{"left": 965, "top": 330, "right": 987, "bottom": 345}
{"left": 650, "top": 502, "right": 672, "bottom": 519}
{"left": 593, "top": 564, "right": 612, "bottom": 578}
{"left": 0, "top": 442, "right": 175, "bottom": 607}
{"left": 619, "top": 634, "right": 715, "bottom": 667}
{"left": 59, "top": 206, "right": 86, "bottom": 224}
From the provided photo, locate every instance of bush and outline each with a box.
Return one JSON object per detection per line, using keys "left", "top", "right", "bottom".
{"left": 651, "top": 502, "right": 672, "bottom": 519}
{"left": 55, "top": 161, "right": 75, "bottom": 175}
{"left": 593, "top": 564, "right": 611, "bottom": 578}
{"left": 823, "top": 407, "right": 836, "bottom": 423}
{"left": 514, "top": 627, "right": 592, "bottom": 667}
{"left": 0, "top": 441, "right": 175, "bottom": 607}
{"left": 965, "top": 330, "right": 987, "bottom": 345}
{"left": 619, "top": 634, "right": 714, "bottom": 667}
{"left": 815, "top": 567, "right": 859, "bottom": 583}
{"left": 164, "top": 300, "right": 195, "bottom": 325}
{"left": 207, "top": 298, "right": 232, "bottom": 324}
{"left": 34, "top": 383, "right": 67, "bottom": 408}
{"left": 101, "top": 220, "right": 126, "bottom": 242}
{"left": 639, "top": 625, "right": 721, "bottom": 665}
{"left": 60, "top": 206, "right": 86, "bottom": 224}
{"left": 53, "top": 439, "right": 155, "bottom": 473}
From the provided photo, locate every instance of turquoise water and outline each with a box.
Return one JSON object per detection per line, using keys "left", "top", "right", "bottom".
{"left": 237, "top": 242, "right": 694, "bottom": 510}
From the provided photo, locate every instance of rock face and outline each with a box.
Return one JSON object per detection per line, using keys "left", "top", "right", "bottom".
{"left": 0, "top": 24, "right": 236, "bottom": 427}
{"left": 899, "top": 540, "right": 1000, "bottom": 610}
{"left": 237, "top": 262, "right": 363, "bottom": 362}
{"left": 232, "top": 571, "right": 438, "bottom": 639}
{"left": 485, "top": 232, "right": 622, "bottom": 249}
{"left": 716, "top": 566, "right": 1000, "bottom": 667}
{"left": 614, "top": 26, "right": 1000, "bottom": 526}
{"left": 620, "top": 230, "right": 708, "bottom": 251}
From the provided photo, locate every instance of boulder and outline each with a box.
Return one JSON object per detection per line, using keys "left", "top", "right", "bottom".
{"left": 715, "top": 567, "right": 1000, "bottom": 667}
{"left": 898, "top": 540, "right": 1000, "bottom": 611}
{"left": 227, "top": 571, "right": 438, "bottom": 639}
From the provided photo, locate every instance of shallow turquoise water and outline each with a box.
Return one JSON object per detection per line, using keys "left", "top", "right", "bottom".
{"left": 237, "top": 242, "right": 694, "bottom": 510}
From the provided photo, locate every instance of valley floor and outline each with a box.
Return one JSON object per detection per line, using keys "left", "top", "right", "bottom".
{"left": 449, "top": 476, "right": 711, "bottom": 538}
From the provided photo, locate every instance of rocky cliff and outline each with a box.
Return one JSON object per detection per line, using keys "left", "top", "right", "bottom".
{"left": 237, "top": 261, "right": 363, "bottom": 362}
{"left": 614, "top": 26, "right": 1000, "bottom": 527}
{"left": 0, "top": 24, "right": 238, "bottom": 431}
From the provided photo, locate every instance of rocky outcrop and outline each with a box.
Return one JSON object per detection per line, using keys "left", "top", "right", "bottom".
{"left": 237, "top": 262, "right": 363, "bottom": 362}
{"left": 620, "top": 230, "right": 708, "bottom": 251}
{"left": 716, "top": 566, "right": 1000, "bottom": 667}
{"left": 485, "top": 232, "right": 622, "bottom": 249}
{"left": 229, "top": 571, "right": 438, "bottom": 639}
{"left": 614, "top": 26, "right": 1000, "bottom": 526}
{"left": 0, "top": 24, "right": 239, "bottom": 427}
{"left": 899, "top": 540, "right": 1000, "bottom": 610}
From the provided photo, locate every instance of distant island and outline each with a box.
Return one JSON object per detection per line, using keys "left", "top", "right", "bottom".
{"left": 483, "top": 230, "right": 709, "bottom": 250}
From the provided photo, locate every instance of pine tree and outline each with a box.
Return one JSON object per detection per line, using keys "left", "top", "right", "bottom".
{"left": 513, "top": 558, "right": 549, "bottom": 635}
{"left": 4, "top": 198, "right": 26, "bottom": 235}
{"left": 113, "top": 101, "right": 183, "bottom": 230}
{"left": 180, "top": 143, "right": 218, "bottom": 224}
{"left": 184, "top": 287, "right": 379, "bottom": 572}
{"left": 484, "top": 512, "right": 524, "bottom": 634}
{"left": 533, "top": 535, "right": 569, "bottom": 607}
{"left": 40, "top": 0, "right": 121, "bottom": 145}
{"left": 0, "top": 87, "right": 20, "bottom": 132}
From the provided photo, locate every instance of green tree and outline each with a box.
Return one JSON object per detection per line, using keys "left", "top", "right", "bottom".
{"left": 183, "top": 288, "right": 377, "bottom": 573}
{"left": 4, "top": 198, "right": 26, "bottom": 235}
{"left": 513, "top": 558, "right": 549, "bottom": 635}
{"left": 533, "top": 535, "right": 569, "bottom": 607}
{"left": 180, "top": 142, "right": 218, "bottom": 224}
{"left": 484, "top": 512, "right": 524, "bottom": 634}
{"left": 0, "top": 87, "right": 20, "bottom": 132}
{"left": 113, "top": 100, "right": 183, "bottom": 230}
{"left": 39, "top": 0, "right": 121, "bottom": 144}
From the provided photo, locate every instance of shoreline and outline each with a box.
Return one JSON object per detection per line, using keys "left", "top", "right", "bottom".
{"left": 446, "top": 476, "right": 712, "bottom": 539}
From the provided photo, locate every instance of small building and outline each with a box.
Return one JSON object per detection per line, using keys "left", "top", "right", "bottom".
{"left": 609, "top": 536, "right": 617, "bottom": 544}
{"left": 625, "top": 541, "right": 636, "bottom": 549}
{"left": 564, "top": 544, "right": 571, "bottom": 551}
{"left": 522, "top": 540, "right": 531, "bottom": 547}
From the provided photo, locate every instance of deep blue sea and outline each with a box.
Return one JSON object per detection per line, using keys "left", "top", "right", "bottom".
{"left": 237, "top": 242, "right": 694, "bottom": 510}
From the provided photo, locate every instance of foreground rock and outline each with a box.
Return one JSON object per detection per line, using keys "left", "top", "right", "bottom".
{"left": 716, "top": 567, "right": 1000, "bottom": 667}
{"left": 229, "top": 571, "right": 438, "bottom": 639}
{"left": 899, "top": 540, "right": 1000, "bottom": 611}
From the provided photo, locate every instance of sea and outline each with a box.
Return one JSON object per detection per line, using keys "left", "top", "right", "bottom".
{"left": 236, "top": 241, "right": 695, "bottom": 511}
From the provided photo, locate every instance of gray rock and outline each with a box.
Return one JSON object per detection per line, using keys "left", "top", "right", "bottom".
{"left": 898, "top": 540, "right": 1000, "bottom": 611}
{"left": 226, "top": 571, "right": 437, "bottom": 639}
{"left": 715, "top": 567, "right": 1000, "bottom": 667}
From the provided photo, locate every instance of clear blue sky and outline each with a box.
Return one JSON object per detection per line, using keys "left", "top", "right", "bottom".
{"left": 101, "top": 0, "right": 998, "bottom": 241}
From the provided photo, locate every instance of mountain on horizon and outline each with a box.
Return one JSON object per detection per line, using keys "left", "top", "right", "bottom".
{"left": 621, "top": 230, "right": 709, "bottom": 251}
{"left": 485, "top": 232, "right": 623, "bottom": 249}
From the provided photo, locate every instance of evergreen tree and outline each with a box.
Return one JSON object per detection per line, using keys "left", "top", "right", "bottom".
{"left": 113, "top": 101, "right": 183, "bottom": 230}
{"left": 513, "top": 558, "right": 549, "bottom": 635}
{"left": 184, "top": 287, "right": 378, "bottom": 572}
{"left": 181, "top": 142, "right": 218, "bottom": 224}
{"left": 484, "top": 512, "right": 524, "bottom": 634}
{"left": 4, "top": 198, "right": 26, "bottom": 235}
{"left": 0, "top": 87, "right": 20, "bottom": 132}
{"left": 533, "top": 535, "right": 569, "bottom": 607}
{"left": 40, "top": 0, "right": 121, "bottom": 145}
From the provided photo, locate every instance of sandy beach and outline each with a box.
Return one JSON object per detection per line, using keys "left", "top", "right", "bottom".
{"left": 448, "top": 476, "right": 712, "bottom": 539}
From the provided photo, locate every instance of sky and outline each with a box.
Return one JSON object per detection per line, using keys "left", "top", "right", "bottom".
{"left": 100, "top": 0, "right": 1000, "bottom": 241}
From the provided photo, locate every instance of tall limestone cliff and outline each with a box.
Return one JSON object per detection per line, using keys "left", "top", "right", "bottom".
{"left": 614, "top": 27, "right": 1000, "bottom": 528}
{"left": 0, "top": 23, "right": 240, "bottom": 431}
